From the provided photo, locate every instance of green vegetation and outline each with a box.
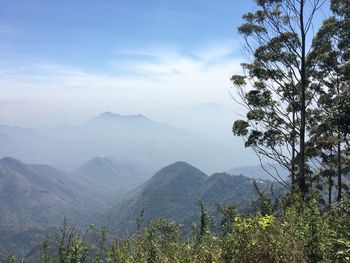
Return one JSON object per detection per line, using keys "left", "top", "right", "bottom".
{"left": 2, "top": 196, "right": 350, "bottom": 263}
{"left": 231, "top": 0, "right": 350, "bottom": 201}
{"left": 1, "top": 0, "right": 349, "bottom": 262}
{"left": 99, "top": 163, "right": 281, "bottom": 236}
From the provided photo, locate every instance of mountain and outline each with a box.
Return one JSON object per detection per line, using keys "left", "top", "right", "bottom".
{"left": 0, "top": 111, "right": 256, "bottom": 174}
{"left": 41, "top": 112, "right": 184, "bottom": 142}
{"left": 198, "top": 173, "right": 262, "bottom": 213}
{"left": 0, "top": 157, "right": 283, "bottom": 256}
{"left": 0, "top": 157, "right": 101, "bottom": 256}
{"left": 31, "top": 112, "right": 201, "bottom": 171}
{"left": 87, "top": 112, "right": 151, "bottom": 125}
{"left": 71, "top": 156, "right": 152, "bottom": 202}
{"left": 100, "top": 162, "right": 208, "bottom": 235}
{"left": 99, "top": 162, "right": 280, "bottom": 236}
{"left": 0, "top": 157, "right": 93, "bottom": 227}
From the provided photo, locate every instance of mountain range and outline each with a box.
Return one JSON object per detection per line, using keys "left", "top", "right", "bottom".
{"left": 0, "top": 111, "right": 256, "bottom": 174}
{"left": 0, "top": 156, "right": 150, "bottom": 256}
{"left": 0, "top": 156, "right": 282, "bottom": 257}
{"left": 71, "top": 156, "right": 153, "bottom": 202}
{"left": 0, "top": 157, "right": 99, "bottom": 256}
{"left": 100, "top": 162, "right": 281, "bottom": 237}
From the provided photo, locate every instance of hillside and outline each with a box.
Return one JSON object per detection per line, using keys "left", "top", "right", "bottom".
{"left": 100, "top": 162, "right": 208, "bottom": 235}
{"left": 71, "top": 156, "right": 152, "bottom": 202}
{"left": 0, "top": 157, "right": 102, "bottom": 256}
{"left": 99, "top": 162, "right": 280, "bottom": 236}
{"left": 0, "top": 157, "right": 100, "bottom": 227}
{"left": 0, "top": 157, "right": 285, "bottom": 257}
{"left": 198, "top": 173, "right": 271, "bottom": 214}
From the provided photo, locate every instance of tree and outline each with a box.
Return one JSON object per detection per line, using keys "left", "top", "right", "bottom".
{"left": 231, "top": 0, "right": 325, "bottom": 198}
{"left": 308, "top": 0, "right": 350, "bottom": 203}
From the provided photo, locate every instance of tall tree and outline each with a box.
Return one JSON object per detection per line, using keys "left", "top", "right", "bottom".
{"left": 231, "top": 0, "right": 325, "bottom": 198}
{"left": 308, "top": 0, "right": 350, "bottom": 202}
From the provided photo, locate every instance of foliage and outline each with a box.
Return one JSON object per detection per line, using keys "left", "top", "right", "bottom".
{"left": 4, "top": 196, "right": 349, "bottom": 263}
{"left": 102, "top": 164, "right": 280, "bottom": 237}
{"left": 307, "top": 0, "right": 350, "bottom": 204}
{"left": 231, "top": 0, "right": 350, "bottom": 209}
{"left": 231, "top": 0, "right": 328, "bottom": 197}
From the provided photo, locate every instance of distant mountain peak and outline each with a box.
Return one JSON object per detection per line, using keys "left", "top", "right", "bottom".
{"left": 0, "top": 156, "right": 26, "bottom": 168}
{"left": 158, "top": 161, "right": 199, "bottom": 172}
{"left": 88, "top": 155, "right": 108, "bottom": 161}
{"left": 151, "top": 161, "right": 208, "bottom": 181}
{"left": 99, "top": 111, "right": 121, "bottom": 118}
{"left": 76, "top": 156, "right": 115, "bottom": 172}
{"left": 72, "top": 156, "right": 147, "bottom": 196}
{"left": 0, "top": 156, "right": 22, "bottom": 163}
{"left": 97, "top": 112, "right": 148, "bottom": 121}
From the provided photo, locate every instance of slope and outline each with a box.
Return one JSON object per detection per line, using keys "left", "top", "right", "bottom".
{"left": 99, "top": 162, "right": 281, "bottom": 236}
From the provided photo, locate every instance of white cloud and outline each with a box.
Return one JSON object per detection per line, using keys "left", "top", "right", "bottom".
{"left": 194, "top": 40, "right": 238, "bottom": 61}
{"left": 0, "top": 42, "right": 244, "bottom": 126}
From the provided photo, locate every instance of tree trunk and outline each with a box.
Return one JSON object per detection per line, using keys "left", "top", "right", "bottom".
{"left": 337, "top": 136, "right": 342, "bottom": 201}
{"left": 328, "top": 171, "right": 332, "bottom": 206}
{"left": 291, "top": 86, "right": 296, "bottom": 192}
{"left": 299, "top": 0, "right": 307, "bottom": 198}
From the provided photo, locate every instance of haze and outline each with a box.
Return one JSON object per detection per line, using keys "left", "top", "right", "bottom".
{"left": 0, "top": 0, "right": 306, "bottom": 172}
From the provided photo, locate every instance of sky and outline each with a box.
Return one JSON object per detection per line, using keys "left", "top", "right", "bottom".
{"left": 0, "top": 0, "right": 330, "bottom": 127}
{"left": 0, "top": 0, "right": 257, "bottom": 126}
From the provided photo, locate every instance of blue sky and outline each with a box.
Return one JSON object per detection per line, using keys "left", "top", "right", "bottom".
{"left": 0, "top": 0, "right": 330, "bottom": 126}
{"left": 0, "top": 0, "right": 255, "bottom": 71}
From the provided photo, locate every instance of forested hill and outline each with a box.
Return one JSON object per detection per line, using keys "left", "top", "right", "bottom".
{"left": 99, "top": 161, "right": 280, "bottom": 236}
